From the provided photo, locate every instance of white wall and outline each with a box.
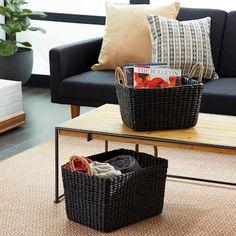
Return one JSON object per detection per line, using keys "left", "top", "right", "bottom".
{"left": 0, "top": 0, "right": 4, "bottom": 40}
{"left": 26, "top": 0, "right": 129, "bottom": 15}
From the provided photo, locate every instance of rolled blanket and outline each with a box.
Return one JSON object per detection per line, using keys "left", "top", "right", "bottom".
{"left": 104, "top": 155, "right": 142, "bottom": 173}
{"left": 90, "top": 161, "right": 121, "bottom": 178}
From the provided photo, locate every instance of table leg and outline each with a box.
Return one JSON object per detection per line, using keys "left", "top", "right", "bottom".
{"left": 105, "top": 140, "right": 108, "bottom": 152}
{"left": 54, "top": 128, "right": 64, "bottom": 203}
{"left": 54, "top": 128, "right": 59, "bottom": 203}
{"left": 153, "top": 146, "right": 158, "bottom": 157}
{"left": 135, "top": 144, "right": 158, "bottom": 157}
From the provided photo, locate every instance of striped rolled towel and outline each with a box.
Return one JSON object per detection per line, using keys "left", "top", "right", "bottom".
{"left": 104, "top": 155, "right": 142, "bottom": 173}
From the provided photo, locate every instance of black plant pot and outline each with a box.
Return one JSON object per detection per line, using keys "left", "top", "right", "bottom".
{"left": 0, "top": 47, "right": 33, "bottom": 84}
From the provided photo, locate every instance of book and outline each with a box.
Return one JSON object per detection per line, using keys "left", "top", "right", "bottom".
{"left": 133, "top": 65, "right": 181, "bottom": 89}
{"left": 123, "top": 63, "right": 167, "bottom": 86}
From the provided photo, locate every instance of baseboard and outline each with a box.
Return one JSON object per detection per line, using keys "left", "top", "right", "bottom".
{"left": 24, "top": 74, "right": 50, "bottom": 88}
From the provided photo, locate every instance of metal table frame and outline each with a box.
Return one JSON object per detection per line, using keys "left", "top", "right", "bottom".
{"left": 54, "top": 126, "right": 236, "bottom": 203}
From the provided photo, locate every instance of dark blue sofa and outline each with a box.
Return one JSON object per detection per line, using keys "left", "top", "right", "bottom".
{"left": 50, "top": 7, "right": 236, "bottom": 117}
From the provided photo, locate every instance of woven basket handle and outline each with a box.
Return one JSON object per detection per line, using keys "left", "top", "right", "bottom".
{"left": 69, "top": 155, "right": 93, "bottom": 176}
{"left": 188, "top": 62, "right": 204, "bottom": 83}
{"left": 115, "top": 67, "right": 127, "bottom": 87}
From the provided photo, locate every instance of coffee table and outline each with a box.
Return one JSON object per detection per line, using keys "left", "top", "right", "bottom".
{"left": 55, "top": 104, "right": 236, "bottom": 203}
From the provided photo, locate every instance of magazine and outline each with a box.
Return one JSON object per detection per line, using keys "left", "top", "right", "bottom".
{"left": 123, "top": 63, "right": 167, "bottom": 87}
{"left": 133, "top": 65, "right": 181, "bottom": 89}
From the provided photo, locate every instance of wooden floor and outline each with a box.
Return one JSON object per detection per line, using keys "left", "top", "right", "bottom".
{"left": 0, "top": 86, "right": 92, "bottom": 161}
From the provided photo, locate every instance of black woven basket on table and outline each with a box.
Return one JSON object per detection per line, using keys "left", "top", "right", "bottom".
{"left": 115, "top": 63, "right": 204, "bottom": 131}
{"left": 61, "top": 148, "right": 168, "bottom": 232}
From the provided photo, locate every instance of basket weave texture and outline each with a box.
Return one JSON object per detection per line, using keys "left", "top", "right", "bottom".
{"left": 115, "top": 63, "right": 204, "bottom": 131}
{"left": 61, "top": 149, "right": 168, "bottom": 232}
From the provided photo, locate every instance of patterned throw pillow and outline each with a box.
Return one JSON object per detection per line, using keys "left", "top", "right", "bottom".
{"left": 146, "top": 14, "right": 218, "bottom": 80}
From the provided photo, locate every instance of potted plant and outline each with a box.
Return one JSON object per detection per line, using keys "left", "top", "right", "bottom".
{"left": 0, "top": 0, "right": 46, "bottom": 84}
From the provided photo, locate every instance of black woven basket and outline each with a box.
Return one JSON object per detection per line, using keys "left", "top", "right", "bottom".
{"left": 115, "top": 63, "right": 204, "bottom": 131}
{"left": 61, "top": 149, "right": 168, "bottom": 232}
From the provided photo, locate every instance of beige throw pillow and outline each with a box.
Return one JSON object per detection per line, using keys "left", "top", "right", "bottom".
{"left": 91, "top": 1, "right": 180, "bottom": 71}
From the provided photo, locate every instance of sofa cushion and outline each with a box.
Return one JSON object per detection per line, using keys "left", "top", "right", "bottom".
{"left": 59, "top": 71, "right": 118, "bottom": 106}
{"left": 201, "top": 78, "right": 236, "bottom": 115}
{"left": 146, "top": 15, "right": 218, "bottom": 80}
{"left": 177, "top": 8, "right": 227, "bottom": 74}
{"left": 91, "top": 1, "right": 180, "bottom": 71}
{"left": 219, "top": 11, "right": 236, "bottom": 77}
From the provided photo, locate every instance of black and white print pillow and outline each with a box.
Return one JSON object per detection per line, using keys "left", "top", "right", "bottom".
{"left": 146, "top": 14, "right": 218, "bottom": 80}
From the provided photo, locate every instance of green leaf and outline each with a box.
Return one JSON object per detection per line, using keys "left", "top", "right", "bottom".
{"left": 13, "top": 8, "right": 32, "bottom": 17}
{"left": 23, "top": 9, "right": 32, "bottom": 14}
{"left": 0, "top": 6, "right": 12, "bottom": 18}
{"left": 7, "top": 0, "right": 27, "bottom": 7}
{"left": 18, "top": 41, "right": 31, "bottom": 47}
{"left": 4, "top": 17, "right": 31, "bottom": 34}
{"left": 29, "top": 11, "right": 47, "bottom": 18}
{"left": 17, "top": 17, "right": 31, "bottom": 31}
{"left": 0, "top": 40, "right": 18, "bottom": 56}
{"left": 28, "top": 26, "right": 46, "bottom": 33}
{"left": 7, "top": 3, "right": 18, "bottom": 12}
{"left": 17, "top": 0, "right": 28, "bottom": 5}
{"left": 1, "top": 24, "right": 14, "bottom": 35}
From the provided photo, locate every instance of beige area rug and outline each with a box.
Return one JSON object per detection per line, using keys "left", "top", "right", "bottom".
{"left": 1, "top": 136, "right": 236, "bottom": 236}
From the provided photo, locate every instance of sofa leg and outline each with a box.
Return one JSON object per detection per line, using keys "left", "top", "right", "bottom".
{"left": 70, "top": 105, "right": 80, "bottom": 118}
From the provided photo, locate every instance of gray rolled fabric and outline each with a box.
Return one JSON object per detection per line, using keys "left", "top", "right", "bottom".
{"left": 104, "top": 155, "right": 142, "bottom": 173}
{"left": 90, "top": 161, "right": 121, "bottom": 178}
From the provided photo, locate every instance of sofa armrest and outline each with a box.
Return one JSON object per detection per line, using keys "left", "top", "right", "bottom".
{"left": 49, "top": 37, "right": 103, "bottom": 103}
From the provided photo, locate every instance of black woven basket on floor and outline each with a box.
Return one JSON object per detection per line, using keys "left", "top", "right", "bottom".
{"left": 61, "top": 149, "right": 168, "bottom": 232}
{"left": 115, "top": 63, "right": 204, "bottom": 131}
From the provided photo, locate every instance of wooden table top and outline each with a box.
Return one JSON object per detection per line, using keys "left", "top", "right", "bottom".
{"left": 57, "top": 104, "right": 236, "bottom": 154}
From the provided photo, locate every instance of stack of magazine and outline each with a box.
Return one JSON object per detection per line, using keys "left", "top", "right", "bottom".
{"left": 123, "top": 63, "right": 182, "bottom": 89}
